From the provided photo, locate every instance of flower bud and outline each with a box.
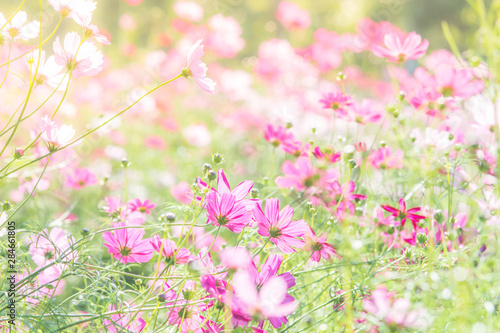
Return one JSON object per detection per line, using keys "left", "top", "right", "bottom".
{"left": 212, "top": 153, "right": 223, "bottom": 165}
{"left": 135, "top": 279, "right": 143, "bottom": 285}
{"left": 404, "top": 248, "right": 412, "bottom": 259}
{"left": 398, "top": 90, "right": 406, "bottom": 101}
{"left": 348, "top": 159, "right": 357, "bottom": 169}
{"left": 336, "top": 72, "right": 346, "bottom": 81}
{"left": 13, "top": 148, "right": 24, "bottom": 159}
{"left": 251, "top": 188, "right": 259, "bottom": 199}
{"left": 207, "top": 170, "right": 217, "bottom": 181}
{"left": 434, "top": 210, "right": 444, "bottom": 223}
{"left": 311, "top": 127, "right": 317, "bottom": 134}
{"left": 166, "top": 212, "right": 176, "bottom": 222}
{"left": 203, "top": 163, "right": 213, "bottom": 173}
{"left": 158, "top": 293, "right": 167, "bottom": 302}
{"left": 380, "top": 141, "right": 387, "bottom": 147}
{"left": 81, "top": 228, "right": 90, "bottom": 237}
{"left": 286, "top": 121, "right": 293, "bottom": 129}
{"left": 417, "top": 233, "right": 428, "bottom": 244}
{"left": 121, "top": 158, "right": 131, "bottom": 168}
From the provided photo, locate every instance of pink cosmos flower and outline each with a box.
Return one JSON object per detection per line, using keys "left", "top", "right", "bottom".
{"left": 29, "top": 227, "right": 78, "bottom": 274}
{"left": 312, "top": 146, "right": 341, "bottom": 164}
{"left": 328, "top": 181, "right": 366, "bottom": 215}
{"left": 382, "top": 198, "right": 425, "bottom": 228}
{"left": 65, "top": 167, "right": 97, "bottom": 190}
{"left": 128, "top": 198, "right": 156, "bottom": 215}
{"left": 275, "top": 157, "right": 338, "bottom": 192}
{"left": 372, "top": 32, "right": 429, "bottom": 63}
{"left": 183, "top": 39, "right": 216, "bottom": 93}
{"left": 414, "top": 64, "right": 484, "bottom": 99}
{"left": 53, "top": 32, "right": 103, "bottom": 77}
{"left": 410, "top": 87, "right": 448, "bottom": 118}
{"left": 170, "top": 181, "right": 194, "bottom": 205}
{"left": 72, "top": 13, "right": 111, "bottom": 45}
{"left": 349, "top": 99, "right": 383, "bottom": 124}
{"left": 0, "top": 11, "right": 39, "bottom": 41}
{"left": 38, "top": 116, "right": 76, "bottom": 151}
{"left": 281, "top": 140, "right": 310, "bottom": 157}
{"left": 304, "top": 226, "right": 338, "bottom": 262}
{"left": 219, "top": 246, "right": 252, "bottom": 270}
{"left": 103, "top": 304, "right": 146, "bottom": 333}
{"left": 253, "top": 198, "right": 307, "bottom": 253}
{"left": 264, "top": 124, "right": 295, "bottom": 148}
{"left": 173, "top": 1, "right": 204, "bottom": 22}
{"left": 102, "top": 223, "right": 154, "bottom": 263}
{"left": 204, "top": 169, "right": 257, "bottom": 233}
{"left": 206, "top": 14, "right": 245, "bottom": 58}
{"left": 103, "top": 196, "right": 124, "bottom": 215}
{"left": 276, "top": 1, "right": 311, "bottom": 30}
{"left": 232, "top": 271, "right": 298, "bottom": 329}
{"left": 144, "top": 135, "right": 167, "bottom": 150}
{"left": 150, "top": 235, "right": 192, "bottom": 265}
{"left": 367, "top": 147, "right": 404, "bottom": 169}
{"left": 319, "top": 91, "right": 353, "bottom": 117}
{"left": 363, "top": 286, "right": 428, "bottom": 329}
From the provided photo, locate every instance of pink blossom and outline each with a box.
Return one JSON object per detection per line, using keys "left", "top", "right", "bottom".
{"left": 276, "top": 157, "right": 338, "bottom": 192}
{"left": 102, "top": 223, "right": 154, "bottom": 263}
{"left": 219, "top": 246, "right": 252, "bottom": 269}
{"left": 182, "top": 39, "right": 215, "bottom": 93}
{"left": 38, "top": 116, "right": 76, "bottom": 151}
{"left": 102, "top": 304, "right": 146, "bottom": 333}
{"left": 319, "top": 91, "right": 354, "bottom": 117}
{"left": 328, "top": 181, "right": 366, "bottom": 215}
{"left": 65, "top": 167, "right": 97, "bottom": 190}
{"left": 53, "top": 32, "right": 103, "bottom": 77}
{"left": 173, "top": 1, "right": 204, "bottom": 22}
{"left": 414, "top": 64, "right": 484, "bottom": 99}
{"left": 276, "top": 1, "right": 311, "bottom": 30}
{"left": 150, "top": 235, "right": 192, "bottom": 265}
{"left": 170, "top": 181, "right": 194, "bottom": 204}
{"left": 128, "top": 198, "right": 156, "bottom": 215}
{"left": 48, "top": 0, "right": 96, "bottom": 19}
{"left": 232, "top": 271, "right": 298, "bottom": 329}
{"left": 304, "top": 226, "right": 338, "bottom": 262}
{"left": 264, "top": 124, "right": 295, "bottom": 148}
{"left": 72, "top": 13, "right": 111, "bottom": 45}
{"left": 372, "top": 32, "right": 429, "bottom": 63}
{"left": 253, "top": 198, "right": 307, "bottom": 253}
{"left": 348, "top": 99, "right": 383, "bottom": 124}
{"left": 312, "top": 146, "right": 341, "bottom": 164}
{"left": 144, "top": 135, "right": 167, "bottom": 150}
{"left": 367, "top": 147, "right": 404, "bottom": 169}
{"left": 204, "top": 169, "right": 257, "bottom": 233}
{"left": 363, "top": 286, "right": 428, "bottom": 328}
{"left": 206, "top": 14, "right": 245, "bottom": 58}
{"left": 29, "top": 227, "right": 78, "bottom": 274}
{"left": 32, "top": 51, "right": 66, "bottom": 89}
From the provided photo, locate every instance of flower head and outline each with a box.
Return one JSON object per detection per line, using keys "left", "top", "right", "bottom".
{"left": 53, "top": 32, "right": 103, "bottom": 77}
{"left": 150, "top": 235, "right": 192, "bottom": 265}
{"left": 382, "top": 198, "right": 425, "bottom": 228}
{"left": 65, "top": 167, "right": 97, "bottom": 190}
{"left": 0, "top": 11, "right": 39, "bottom": 41}
{"left": 102, "top": 223, "right": 154, "bottom": 263}
{"left": 253, "top": 198, "right": 307, "bottom": 253}
{"left": 39, "top": 116, "right": 76, "bottom": 151}
{"left": 304, "top": 226, "right": 338, "bottom": 262}
{"left": 182, "top": 39, "right": 216, "bottom": 93}
{"left": 319, "top": 91, "right": 353, "bottom": 117}
{"left": 128, "top": 198, "right": 156, "bottom": 215}
{"left": 103, "top": 304, "right": 146, "bottom": 333}
{"left": 372, "top": 32, "right": 429, "bottom": 63}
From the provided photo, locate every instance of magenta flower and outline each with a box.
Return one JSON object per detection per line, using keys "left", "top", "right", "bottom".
{"left": 264, "top": 124, "right": 295, "bottom": 148}
{"left": 253, "top": 198, "right": 307, "bottom": 253}
{"left": 312, "top": 146, "right": 341, "bottom": 164}
{"left": 29, "top": 227, "right": 78, "bottom": 274}
{"left": 304, "top": 226, "right": 338, "bottom": 262}
{"left": 128, "top": 198, "right": 156, "bottom": 215}
{"left": 102, "top": 223, "right": 154, "bottom": 263}
{"left": 367, "top": 147, "right": 404, "bottom": 169}
{"left": 328, "top": 181, "right": 366, "bottom": 214}
{"left": 276, "top": 157, "right": 338, "bottom": 192}
{"left": 102, "top": 304, "right": 146, "bottom": 333}
{"left": 382, "top": 198, "right": 425, "bottom": 228}
{"left": 372, "top": 32, "right": 429, "bottom": 63}
{"left": 65, "top": 167, "right": 97, "bottom": 190}
{"left": 349, "top": 99, "right": 382, "bottom": 124}
{"left": 319, "top": 91, "right": 353, "bottom": 117}
{"left": 53, "top": 32, "right": 103, "bottom": 77}
{"left": 183, "top": 39, "right": 216, "bottom": 93}
{"left": 150, "top": 235, "right": 191, "bottom": 265}
{"left": 204, "top": 169, "right": 256, "bottom": 233}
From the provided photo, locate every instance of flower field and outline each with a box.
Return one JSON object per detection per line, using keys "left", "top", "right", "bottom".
{"left": 0, "top": 0, "right": 499, "bottom": 332}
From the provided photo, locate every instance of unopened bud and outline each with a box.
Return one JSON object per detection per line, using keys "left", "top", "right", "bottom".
{"left": 13, "top": 148, "right": 24, "bottom": 159}
{"left": 81, "top": 228, "right": 90, "bottom": 236}
{"left": 251, "top": 188, "right": 259, "bottom": 199}
{"left": 417, "top": 233, "right": 428, "bottom": 244}
{"left": 212, "top": 153, "right": 223, "bottom": 165}
{"left": 121, "top": 158, "right": 131, "bottom": 168}
{"left": 207, "top": 170, "right": 217, "bottom": 181}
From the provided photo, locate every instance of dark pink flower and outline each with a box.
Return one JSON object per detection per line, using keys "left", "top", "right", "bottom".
{"left": 253, "top": 198, "right": 307, "bottom": 253}
{"left": 264, "top": 124, "right": 295, "bottom": 148}
{"left": 102, "top": 223, "right": 154, "bottom": 263}
{"left": 312, "top": 146, "right": 341, "bottom": 164}
{"left": 276, "top": 157, "right": 338, "bottom": 192}
{"left": 204, "top": 169, "right": 257, "bottom": 233}
{"left": 319, "top": 91, "right": 353, "bottom": 117}
{"left": 382, "top": 198, "right": 425, "bottom": 228}
{"left": 128, "top": 198, "right": 156, "bottom": 215}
